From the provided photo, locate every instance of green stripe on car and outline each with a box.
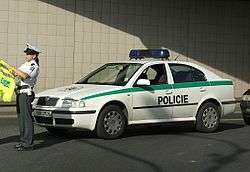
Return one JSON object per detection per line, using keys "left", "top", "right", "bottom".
{"left": 209, "top": 80, "right": 233, "bottom": 86}
{"left": 81, "top": 80, "right": 233, "bottom": 100}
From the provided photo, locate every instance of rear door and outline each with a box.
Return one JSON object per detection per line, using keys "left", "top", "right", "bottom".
{"left": 168, "top": 63, "right": 208, "bottom": 118}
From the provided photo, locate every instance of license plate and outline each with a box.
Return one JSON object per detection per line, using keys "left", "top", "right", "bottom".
{"left": 33, "top": 110, "right": 52, "bottom": 118}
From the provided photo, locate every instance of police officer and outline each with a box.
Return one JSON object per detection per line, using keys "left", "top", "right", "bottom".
{"left": 10, "top": 43, "right": 40, "bottom": 151}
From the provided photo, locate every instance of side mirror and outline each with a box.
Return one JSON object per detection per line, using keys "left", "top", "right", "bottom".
{"left": 136, "top": 79, "right": 150, "bottom": 86}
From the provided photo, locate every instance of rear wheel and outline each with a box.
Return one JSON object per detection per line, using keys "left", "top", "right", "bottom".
{"left": 96, "top": 105, "right": 126, "bottom": 139}
{"left": 243, "top": 114, "right": 250, "bottom": 125}
{"left": 196, "top": 102, "right": 220, "bottom": 132}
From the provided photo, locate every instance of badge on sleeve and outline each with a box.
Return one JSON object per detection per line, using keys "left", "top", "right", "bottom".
{"left": 30, "top": 66, "right": 35, "bottom": 72}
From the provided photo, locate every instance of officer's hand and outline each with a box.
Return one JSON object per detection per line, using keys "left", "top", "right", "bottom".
{"left": 9, "top": 66, "right": 16, "bottom": 75}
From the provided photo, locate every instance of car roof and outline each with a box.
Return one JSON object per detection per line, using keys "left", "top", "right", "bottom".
{"left": 115, "top": 60, "right": 199, "bottom": 66}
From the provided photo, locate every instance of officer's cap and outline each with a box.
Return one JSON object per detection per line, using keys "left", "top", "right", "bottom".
{"left": 24, "top": 43, "right": 41, "bottom": 55}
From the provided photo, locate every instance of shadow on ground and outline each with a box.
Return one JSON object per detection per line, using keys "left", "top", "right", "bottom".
{"left": 123, "top": 121, "right": 245, "bottom": 138}
{"left": 0, "top": 121, "right": 245, "bottom": 151}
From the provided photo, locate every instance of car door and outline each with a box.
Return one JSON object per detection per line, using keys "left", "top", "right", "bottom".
{"left": 132, "top": 63, "right": 173, "bottom": 122}
{"left": 168, "top": 63, "right": 207, "bottom": 118}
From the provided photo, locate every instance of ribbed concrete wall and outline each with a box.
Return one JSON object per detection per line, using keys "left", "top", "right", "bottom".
{"left": 0, "top": 0, "right": 249, "bottom": 97}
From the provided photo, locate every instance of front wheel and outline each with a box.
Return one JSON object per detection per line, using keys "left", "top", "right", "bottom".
{"left": 96, "top": 105, "right": 126, "bottom": 139}
{"left": 196, "top": 102, "right": 220, "bottom": 132}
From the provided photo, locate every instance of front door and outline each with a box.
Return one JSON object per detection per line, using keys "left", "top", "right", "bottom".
{"left": 132, "top": 63, "right": 173, "bottom": 122}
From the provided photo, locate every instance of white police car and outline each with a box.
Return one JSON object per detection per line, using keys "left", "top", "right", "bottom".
{"left": 32, "top": 49, "right": 236, "bottom": 139}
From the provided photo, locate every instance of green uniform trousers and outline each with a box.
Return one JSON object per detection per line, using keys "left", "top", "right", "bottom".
{"left": 16, "top": 92, "right": 35, "bottom": 146}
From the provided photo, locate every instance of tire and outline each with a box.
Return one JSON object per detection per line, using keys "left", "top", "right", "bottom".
{"left": 196, "top": 102, "right": 220, "bottom": 132}
{"left": 46, "top": 127, "right": 69, "bottom": 136}
{"left": 96, "top": 105, "right": 126, "bottom": 139}
{"left": 243, "top": 114, "right": 250, "bottom": 125}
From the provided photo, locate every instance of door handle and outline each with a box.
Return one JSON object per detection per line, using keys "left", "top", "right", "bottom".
{"left": 200, "top": 87, "right": 206, "bottom": 92}
{"left": 165, "top": 90, "right": 173, "bottom": 94}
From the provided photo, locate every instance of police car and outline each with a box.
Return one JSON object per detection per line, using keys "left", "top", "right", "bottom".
{"left": 32, "top": 49, "right": 236, "bottom": 139}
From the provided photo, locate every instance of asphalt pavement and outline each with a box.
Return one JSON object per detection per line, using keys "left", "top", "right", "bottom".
{"left": 0, "top": 108, "right": 249, "bottom": 172}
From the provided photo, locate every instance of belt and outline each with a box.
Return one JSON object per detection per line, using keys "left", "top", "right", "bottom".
{"left": 17, "top": 85, "right": 33, "bottom": 90}
{"left": 16, "top": 85, "right": 34, "bottom": 95}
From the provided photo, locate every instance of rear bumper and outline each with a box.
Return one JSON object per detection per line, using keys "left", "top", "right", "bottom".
{"left": 32, "top": 109, "right": 98, "bottom": 131}
{"left": 222, "top": 101, "right": 236, "bottom": 116}
{"left": 240, "top": 101, "right": 250, "bottom": 115}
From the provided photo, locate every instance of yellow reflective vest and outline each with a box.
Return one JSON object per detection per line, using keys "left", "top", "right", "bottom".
{"left": 0, "top": 59, "right": 16, "bottom": 102}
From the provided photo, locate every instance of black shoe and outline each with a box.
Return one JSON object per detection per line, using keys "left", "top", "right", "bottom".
{"left": 14, "top": 143, "right": 23, "bottom": 149}
{"left": 17, "top": 145, "right": 34, "bottom": 151}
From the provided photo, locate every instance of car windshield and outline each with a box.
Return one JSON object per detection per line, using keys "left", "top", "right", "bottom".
{"left": 75, "top": 63, "right": 142, "bottom": 86}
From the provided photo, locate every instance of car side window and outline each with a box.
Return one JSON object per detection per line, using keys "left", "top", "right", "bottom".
{"left": 136, "top": 64, "right": 168, "bottom": 85}
{"left": 169, "top": 64, "right": 206, "bottom": 83}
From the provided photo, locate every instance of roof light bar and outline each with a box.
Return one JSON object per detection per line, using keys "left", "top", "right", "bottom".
{"left": 129, "top": 49, "right": 170, "bottom": 59}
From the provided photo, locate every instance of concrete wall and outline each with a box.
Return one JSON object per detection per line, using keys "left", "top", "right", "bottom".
{"left": 0, "top": 0, "right": 249, "bottom": 97}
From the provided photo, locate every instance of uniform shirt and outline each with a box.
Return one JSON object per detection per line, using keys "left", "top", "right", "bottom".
{"left": 18, "top": 60, "right": 39, "bottom": 87}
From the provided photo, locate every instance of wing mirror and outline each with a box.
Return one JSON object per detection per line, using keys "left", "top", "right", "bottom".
{"left": 136, "top": 79, "right": 150, "bottom": 86}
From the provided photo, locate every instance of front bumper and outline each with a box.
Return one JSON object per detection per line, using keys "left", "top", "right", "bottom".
{"left": 32, "top": 109, "right": 98, "bottom": 131}
{"left": 240, "top": 101, "right": 250, "bottom": 115}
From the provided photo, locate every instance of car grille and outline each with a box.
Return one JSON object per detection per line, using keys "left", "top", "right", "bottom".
{"left": 35, "top": 116, "right": 53, "bottom": 125}
{"left": 55, "top": 118, "right": 74, "bottom": 125}
{"left": 37, "top": 97, "right": 59, "bottom": 106}
{"left": 34, "top": 117, "right": 74, "bottom": 125}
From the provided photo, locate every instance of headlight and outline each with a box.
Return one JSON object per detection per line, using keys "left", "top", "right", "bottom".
{"left": 32, "top": 97, "right": 39, "bottom": 105}
{"left": 242, "top": 95, "right": 250, "bottom": 101}
{"left": 62, "top": 98, "right": 85, "bottom": 108}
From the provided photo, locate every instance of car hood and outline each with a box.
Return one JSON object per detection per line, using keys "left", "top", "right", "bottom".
{"left": 36, "top": 84, "right": 123, "bottom": 100}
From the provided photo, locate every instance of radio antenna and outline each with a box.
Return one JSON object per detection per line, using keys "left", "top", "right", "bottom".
{"left": 174, "top": 54, "right": 180, "bottom": 61}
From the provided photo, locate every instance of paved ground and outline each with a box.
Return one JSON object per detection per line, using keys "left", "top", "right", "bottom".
{"left": 0, "top": 111, "right": 249, "bottom": 172}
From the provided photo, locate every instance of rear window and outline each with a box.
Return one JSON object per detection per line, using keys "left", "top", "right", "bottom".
{"left": 169, "top": 64, "right": 206, "bottom": 83}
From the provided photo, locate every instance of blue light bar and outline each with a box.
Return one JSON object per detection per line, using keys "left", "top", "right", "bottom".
{"left": 129, "top": 49, "right": 170, "bottom": 59}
